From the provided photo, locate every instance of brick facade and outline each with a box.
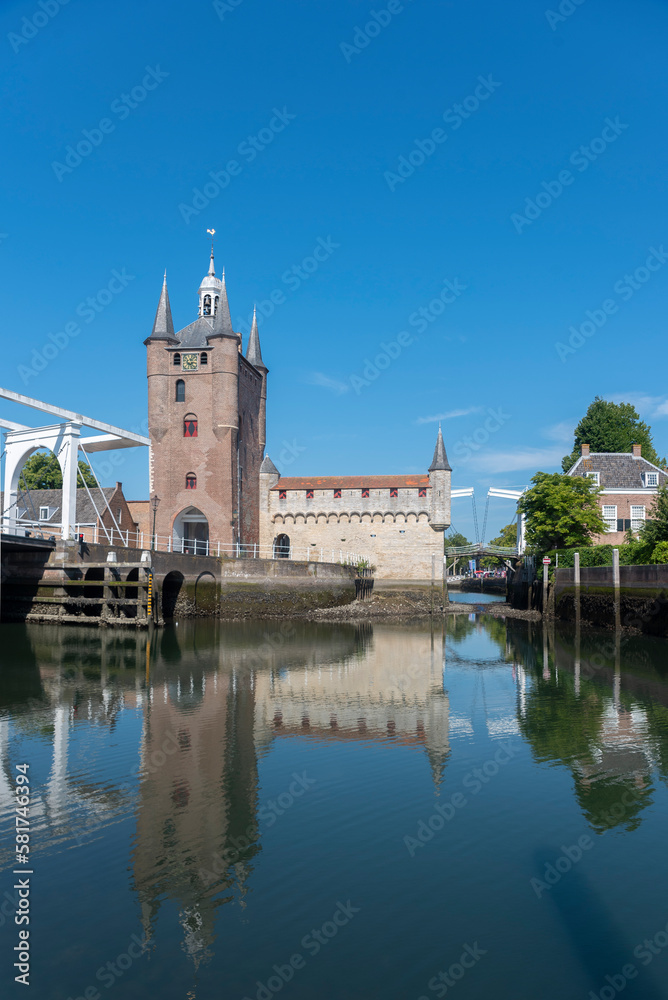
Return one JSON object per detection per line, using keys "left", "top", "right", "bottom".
{"left": 566, "top": 444, "right": 667, "bottom": 545}
{"left": 145, "top": 261, "right": 265, "bottom": 551}
{"left": 146, "top": 252, "right": 452, "bottom": 577}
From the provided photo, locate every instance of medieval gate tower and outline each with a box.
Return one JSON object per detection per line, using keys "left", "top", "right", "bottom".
{"left": 145, "top": 249, "right": 267, "bottom": 550}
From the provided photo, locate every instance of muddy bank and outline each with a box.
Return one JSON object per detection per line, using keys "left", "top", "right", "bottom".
{"left": 294, "top": 590, "right": 541, "bottom": 623}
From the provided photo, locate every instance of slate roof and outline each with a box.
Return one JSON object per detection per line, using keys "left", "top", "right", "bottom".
{"left": 429, "top": 427, "right": 452, "bottom": 472}
{"left": 271, "top": 475, "right": 430, "bottom": 491}
{"left": 260, "top": 456, "right": 279, "bottom": 475}
{"left": 2, "top": 487, "right": 120, "bottom": 524}
{"left": 174, "top": 316, "right": 216, "bottom": 349}
{"left": 567, "top": 453, "right": 668, "bottom": 490}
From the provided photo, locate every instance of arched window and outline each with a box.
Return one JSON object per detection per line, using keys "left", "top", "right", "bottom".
{"left": 184, "top": 414, "right": 198, "bottom": 438}
{"left": 200, "top": 352, "right": 208, "bottom": 366}
{"left": 173, "top": 352, "right": 181, "bottom": 367}
{"left": 214, "top": 295, "right": 219, "bottom": 315}
{"left": 203, "top": 295, "right": 211, "bottom": 316}
{"left": 185, "top": 473, "right": 197, "bottom": 490}
{"left": 175, "top": 379, "right": 185, "bottom": 402}
{"left": 273, "top": 533, "right": 290, "bottom": 559}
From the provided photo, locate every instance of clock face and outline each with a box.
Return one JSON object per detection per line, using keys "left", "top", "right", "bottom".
{"left": 182, "top": 353, "right": 198, "bottom": 371}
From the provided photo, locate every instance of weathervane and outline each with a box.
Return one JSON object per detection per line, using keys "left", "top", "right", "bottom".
{"left": 207, "top": 228, "right": 216, "bottom": 254}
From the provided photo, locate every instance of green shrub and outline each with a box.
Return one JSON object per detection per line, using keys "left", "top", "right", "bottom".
{"left": 651, "top": 541, "right": 668, "bottom": 565}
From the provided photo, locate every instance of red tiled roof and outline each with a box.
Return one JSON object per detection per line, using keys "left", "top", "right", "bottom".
{"left": 271, "top": 475, "right": 429, "bottom": 490}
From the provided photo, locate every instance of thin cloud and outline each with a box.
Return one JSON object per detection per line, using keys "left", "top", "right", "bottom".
{"left": 609, "top": 392, "right": 668, "bottom": 418}
{"left": 543, "top": 420, "right": 574, "bottom": 443}
{"left": 415, "top": 407, "right": 481, "bottom": 425}
{"left": 466, "top": 447, "right": 564, "bottom": 474}
{"left": 305, "top": 372, "right": 350, "bottom": 395}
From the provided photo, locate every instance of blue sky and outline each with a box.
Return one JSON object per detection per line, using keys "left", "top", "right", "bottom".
{"left": 1, "top": 0, "right": 667, "bottom": 541}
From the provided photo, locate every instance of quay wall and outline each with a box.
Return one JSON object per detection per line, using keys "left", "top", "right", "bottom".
{"left": 554, "top": 564, "right": 668, "bottom": 636}
{"left": 1, "top": 538, "right": 357, "bottom": 625}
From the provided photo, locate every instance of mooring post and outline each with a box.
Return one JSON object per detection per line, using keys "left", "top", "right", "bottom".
{"left": 613, "top": 547, "right": 621, "bottom": 631}
{"left": 431, "top": 553, "right": 436, "bottom": 617}
{"left": 574, "top": 551, "right": 580, "bottom": 627}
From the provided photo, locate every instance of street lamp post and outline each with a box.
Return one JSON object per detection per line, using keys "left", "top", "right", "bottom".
{"left": 150, "top": 495, "right": 161, "bottom": 551}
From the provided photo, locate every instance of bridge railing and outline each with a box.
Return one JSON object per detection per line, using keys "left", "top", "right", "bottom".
{"left": 1, "top": 518, "right": 368, "bottom": 568}
{"left": 444, "top": 544, "right": 518, "bottom": 557}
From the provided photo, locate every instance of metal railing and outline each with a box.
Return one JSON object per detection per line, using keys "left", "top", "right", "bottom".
{"left": 1, "top": 518, "right": 368, "bottom": 567}
{"left": 444, "top": 543, "right": 518, "bottom": 556}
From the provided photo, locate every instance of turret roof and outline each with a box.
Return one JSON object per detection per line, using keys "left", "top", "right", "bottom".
{"left": 429, "top": 426, "right": 451, "bottom": 472}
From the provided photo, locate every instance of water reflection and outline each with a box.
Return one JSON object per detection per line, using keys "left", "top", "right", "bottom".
{"left": 2, "top": 616, "right": 668, "bottom": 985}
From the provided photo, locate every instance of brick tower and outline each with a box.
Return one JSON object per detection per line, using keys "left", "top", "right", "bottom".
{"left": 145, "top": 251, "right": 267, "bottom": 552}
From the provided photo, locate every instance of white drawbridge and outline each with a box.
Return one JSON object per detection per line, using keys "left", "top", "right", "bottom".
{"left": 0, "top": 388, "right": 149, "bottom": 543}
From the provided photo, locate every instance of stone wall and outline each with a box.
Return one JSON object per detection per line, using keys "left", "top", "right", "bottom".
{"left": 259, "top": 483, "right": 445, "bottom": 581}
{"left": 554, "top": 563, "right": 668, "bottom": 635}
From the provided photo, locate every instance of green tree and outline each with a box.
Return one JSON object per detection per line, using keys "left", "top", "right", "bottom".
{"left": 562, "top": 396, "right": 665, "bottom": 471}
{"left": 18, "top": 452, "right": 98, "bottom": 491}
{"left": 481, "top": 522, "right": 517, "bottom": 568}
{"left": 445, "top": 530, "right": 470, "bottom": 575}
{"left": 640, "top": 484, "right": 668, "bottom": 551}
{"left": 489, "top": 522, "right": 516, "bottom": 547}
{"left": 518, "top": 472, "right": 606, "bottom": 553}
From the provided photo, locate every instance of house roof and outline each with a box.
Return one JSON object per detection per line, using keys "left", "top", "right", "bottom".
{"left": 567, "top": 453, "right": 668, "bottom": 490}
{"left": 271, "top": 475, "right": 430, "bottom": 491}
{"left": 2, "top": 487, "right": 120, "bottom": 524}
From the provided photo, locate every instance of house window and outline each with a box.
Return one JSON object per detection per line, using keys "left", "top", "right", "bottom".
{"left": 117, "top": 508, "right": 122, "bottom": 524}
{"left": 279, "top": 490, "right": 286, "bottom": 500}
{"left": 362, "top": 488, "right": 369, "bottom": 498}
{"left": 334, "top": 489, "right": 341, "bottom": 499}
{"left": 631, "top": 505, "right": 646, "bottom": 531}
{"left": 602, "top": 505, "right": 617, "bottom": 533}
{"left": 200, "top": 353, "right": 208, "bottom": 366}
{"left": 418, "top": 487, "right": 427, "bottom": 498}
{"left": 586, "top": 471, "right": 600, "bottom": 486}
{"left": 306, "top": 490, "right": 314, "bottom": 499}
{"left": 184, "top": 415, "right": 198, "bottom": 437}
{"left": 185, "top": 473, "right": 196, "bottom": 490}
{"left": 390, "top": 488, "right": 398, "bottom": 498}
{"left": 175, "top": 379, "right": 185, "bottom": 402}
{"left": 643, "top": 472, "right": 659, "bottom": 487}
{"left": 39, "top": 506, "right": 49, "bottom": 521}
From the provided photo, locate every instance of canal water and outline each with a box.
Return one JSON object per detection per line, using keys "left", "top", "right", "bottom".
{"left": 2, "top": 616, "right": 668, "bottom": 999}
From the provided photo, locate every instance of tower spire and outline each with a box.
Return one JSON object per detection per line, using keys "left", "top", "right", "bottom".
{"left": 148, "top": 272, "right": 176, "bottom": 341}
{"left": 208, "top": 245, "right": 215, "bottom": 277}
{"left": 246, "top": 305, "right": 267, "bottom": 370}
{"left": 429, "top": 424, "right": 451, "bottom": 471}
{"left": 209, "top": 269, "right": 235, "bottom": 339}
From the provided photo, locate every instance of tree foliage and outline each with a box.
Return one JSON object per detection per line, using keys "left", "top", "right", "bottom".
{"left": 18, "top": 452, "right": 97, "bottom": 491}
{"left": 518, "top": 472, "right": 607, "bottom": 554}
{"left": 641, "top": 484, "right": 668, "bottom": 551}
{"left": 489, "top": 522, "right": 516, "bottom": 548}
{"left": 562, "top": 396, "right": 664, "bottom": 472}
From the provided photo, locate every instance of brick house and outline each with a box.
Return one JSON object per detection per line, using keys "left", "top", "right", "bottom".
{"left": 565, "top": 443, "right": 668, "bottom": 545}
{"left": 1, "top": 482, "right": 138, "bottom": 544}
